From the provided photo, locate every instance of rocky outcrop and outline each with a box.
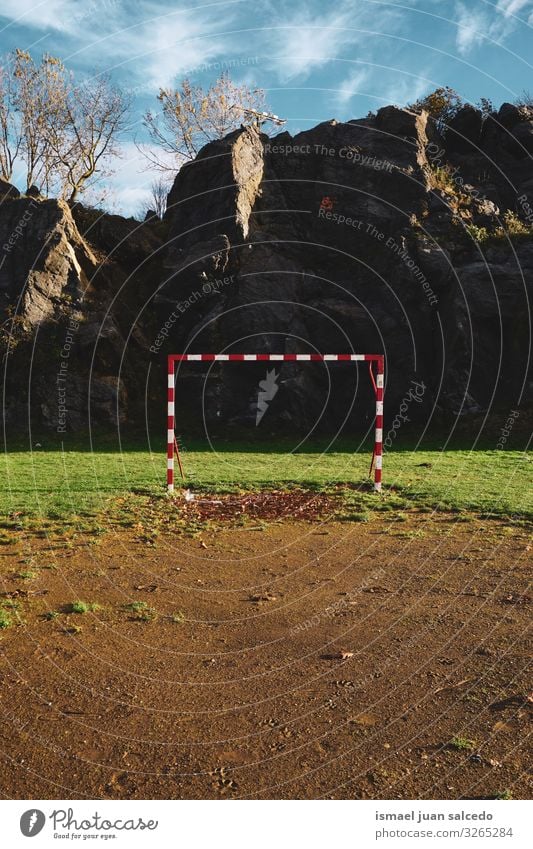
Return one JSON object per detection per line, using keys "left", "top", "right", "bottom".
{"left": 1, "top": 101, "right": 532, "bottom": 435}
{"left": 1, "top": 195, "right": 164, "bottom": 431}
{"left": 0, "top": 196, "right": 97, "bottom": 327}
{"left": 158, "top": 104, "right": 532, "bottom": 431}
{"left": 0, "top": 179, "right": 20, "bottom": 201}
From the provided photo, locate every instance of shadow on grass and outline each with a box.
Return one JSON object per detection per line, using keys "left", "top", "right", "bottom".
{"left": 3, "top": 429, "right": 530, "bottom": 454}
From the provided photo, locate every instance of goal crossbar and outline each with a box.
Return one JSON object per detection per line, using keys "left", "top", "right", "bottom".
{"left": 167, "top": 353, "right": 384, "bottom": 492}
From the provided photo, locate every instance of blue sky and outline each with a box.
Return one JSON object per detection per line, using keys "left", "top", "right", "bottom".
{"left": 1, "top": 0, "right": 532, "bottom": 214}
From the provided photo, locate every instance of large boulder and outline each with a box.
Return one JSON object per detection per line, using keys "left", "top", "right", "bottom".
{"left": 0, "top": 179, "right": 20, "bottom": 201}
{"left": 510, "top": 120, "right": 533, "bottom": 157}
{"left": 0, "top": 197, "right": 96, "bottom": 326}
{"left": 1, "top": 197, "right": 165, "bottom": 432}
{"left": 154, "top": 117, "right": 429, "bottom": 427}
{"left": 375, "top": 105, "right": 427, "bottom": 140}
{"left": 445, "top": 105, "right": 484, "bottom": 153}
{"left": 497, "top": 102, "right": 522, "bottom": 128}
{"left": 157, "top": 109, "right": 532, "bottom": 431}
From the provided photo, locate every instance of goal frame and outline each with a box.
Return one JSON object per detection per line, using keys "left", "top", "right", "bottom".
{"left": 167, "top": 353, "right": 384, "bottom": 492}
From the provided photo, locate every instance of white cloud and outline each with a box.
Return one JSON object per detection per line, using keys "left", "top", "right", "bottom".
{"left": 108, "top": 8, "right": 236, "bottom": 91}
{"left": 455, "top": 4, "right": 486, "bottom": 54}
{"left": 496, "top": 0, "right": 532, "bottom": 16}
{"left": 335, "top": 62, "right": 431, "bottom": 112}
{"left": 0, "top": 0, "right": 66, "bottom": 31}
{"left": 454, "top": 1, "right": 517, "bottom": 55}
{"left": 100, "top": 140, "right": 176, "bottom": 216}
{"left": 0, "top": 0, "right": 119, "bottom": 37}
{"left": 380, "top": 73, "right": 430, "bottom": 108}
{"left": 266, "top": 0, "right": 409, "bottom": 83}
{"left": 0, "top": 1, "right": 243, "bottom": 94}
{"left": 269, "top": 6, "right": 367, "bottom": 82}
{"left": 335, "top": 68, "right": 369, "bottom": 107}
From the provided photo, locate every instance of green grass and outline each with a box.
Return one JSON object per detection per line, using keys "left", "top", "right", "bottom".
{"left": 0, "top": 606, "right": 13, "bottom": 629}
{"left": 1, "top": 435, "right": 531, "bottom": 521}
{"left": 494, "top": 790, "right": 513, "bottom": 800}
{"left": 42, "top": 611, "right": 60, "bottom": 621}
{"left": 122, "top": 601, "right": 149, "bottom": 613}
{"left": 68, "top": 601, "right": 100, "bottom": 614}
{"left": 449, "top": 736, "right": 476, "bottom": 751}
{"left": 122, "top": 601, "right": 157, "bottom": 621}
{"left": 169, "top": 611, "right": 185, "bottom": 624}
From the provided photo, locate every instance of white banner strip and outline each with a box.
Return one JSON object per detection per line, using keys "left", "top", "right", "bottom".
{"left": 2, "top": 800, "right": 530, "bottom": 848}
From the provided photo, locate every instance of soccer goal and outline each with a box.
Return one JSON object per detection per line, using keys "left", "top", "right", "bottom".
{"left": 166, "top": 353, "right": 384, "bottom": 492}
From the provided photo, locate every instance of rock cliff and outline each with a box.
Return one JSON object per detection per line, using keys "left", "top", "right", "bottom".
{"left": 1, "top": 195, "right": 164, "bottom": 431}
{"left": 1, "top": 101, "right": 532, "bottom": 434}
{"left": 160, "top": 104, "right": 532, "bottom": 431}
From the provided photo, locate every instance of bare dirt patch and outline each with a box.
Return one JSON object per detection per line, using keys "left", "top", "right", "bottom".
{"left": 0, "top": 507, "right": 531, "bottom": 800}
{"left": 173, "top": 488, "right": 343, "bottom": 521}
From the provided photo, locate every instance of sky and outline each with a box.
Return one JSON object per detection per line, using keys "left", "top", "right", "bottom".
{"left": 1, "top": 0, "right": 532, "bottom": 214}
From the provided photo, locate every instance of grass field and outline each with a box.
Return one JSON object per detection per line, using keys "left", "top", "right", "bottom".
{"left": 2, "top": 436, "right": 531, "bottom": 521}
{"left": 1, "top": 434, "right": 531, "bottom": 801}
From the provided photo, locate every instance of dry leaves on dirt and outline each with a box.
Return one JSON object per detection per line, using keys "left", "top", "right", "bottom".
{"left": 173, "top": 489, "right": 341, "bottom": 522}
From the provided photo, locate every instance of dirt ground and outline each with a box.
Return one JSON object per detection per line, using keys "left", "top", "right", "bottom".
{"left": 0, "top": 499, "right": 531, "bottom": 800}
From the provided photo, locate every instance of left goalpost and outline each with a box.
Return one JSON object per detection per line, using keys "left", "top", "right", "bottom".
{"left": 166, "top": 353, "right": 384, "bottom": 492}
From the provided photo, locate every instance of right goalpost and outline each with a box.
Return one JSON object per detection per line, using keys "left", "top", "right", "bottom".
{"left": 166, "top": 353, "right": 384, "bottom": 493}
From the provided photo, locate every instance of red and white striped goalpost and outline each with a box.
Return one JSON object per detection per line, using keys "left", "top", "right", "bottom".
{"left": 167, "top": 353, "right": 384, "bottom": 493}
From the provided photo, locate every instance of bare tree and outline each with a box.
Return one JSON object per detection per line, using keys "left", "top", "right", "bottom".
{"left": 149, "top": 177, "right": 169, "bottom": 218}
{"left": 137, "top": 178, "right": 171, "bottom": 221}
{"left": 11, "top": 50, "right": 68, "bottom": 192}
{"left": 0, "top": 63, "right": 22, "bottom": 182}
{"left": 514, "top": 90, "right": 533, "bottom": 117}
{"left": 48, "top": 74, "right": 130, "bottom": 203}
{"left": 143, "top": 72, "right": 266, "bottom": 172}
{"left": 0, "top": 50, "right": 129, "bottom": 202}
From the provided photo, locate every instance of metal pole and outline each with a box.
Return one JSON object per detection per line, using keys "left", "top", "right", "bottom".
{"left": 374, "top": 356, "right": 384, "bottom": 492}
{"left": 167, "top": 356, "right": 174, "bottom": 492}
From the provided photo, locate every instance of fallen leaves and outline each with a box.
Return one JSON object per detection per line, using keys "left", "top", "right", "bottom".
{"left": 173, "top": 489, "right": 341, "bottom": 522}
{"left": 1, "top": 589, "right": 48, "bottom": 598}
{"left": 248, "top": 592, "right": 277, "bottom": 604}
{"left": 492, "top": 720, "right": 514, "bottom": 733}
{"left": 433, "top": 678, "right": 474, "bottom": 694}
{"left": 501, "top": 593, "right": 531, "bottom": 605}
{"left": 323, "top": 650, "right": 355, "bottom": 661}
{"left": 351, "top": 712, "right": 379, "bottom": 727}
